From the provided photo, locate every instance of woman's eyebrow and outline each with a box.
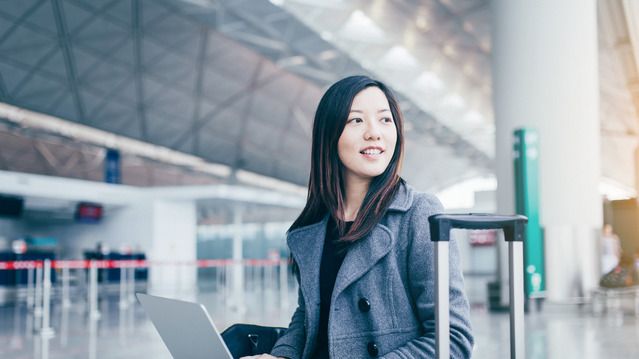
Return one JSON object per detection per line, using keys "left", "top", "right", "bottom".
{"left": 349, "top": 109, "right": 391, "bottom": 113}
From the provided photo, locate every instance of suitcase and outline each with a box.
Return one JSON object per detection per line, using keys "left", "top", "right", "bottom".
{"left": 429, "top": 213, "right": 527, "bottom": 359}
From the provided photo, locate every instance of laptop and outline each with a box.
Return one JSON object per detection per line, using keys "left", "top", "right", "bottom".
{"left": 137, "top": 293, "right": 233, "bottom": 359}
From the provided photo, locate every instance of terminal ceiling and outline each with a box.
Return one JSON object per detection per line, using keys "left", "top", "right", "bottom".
{"left": 0, "top": 0, "right": 637, "bottom": 196}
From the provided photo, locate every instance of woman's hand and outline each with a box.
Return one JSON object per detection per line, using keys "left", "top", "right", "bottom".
{"left": 239, "top": 355, "right": 286, "bottom": 359}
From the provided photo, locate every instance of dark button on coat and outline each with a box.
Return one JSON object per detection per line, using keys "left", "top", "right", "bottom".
{"left": 358, "top": 298, "right": 371, "bottom": 313}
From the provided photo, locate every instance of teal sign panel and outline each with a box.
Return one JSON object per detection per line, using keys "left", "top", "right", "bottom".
{"left": 513, "top": 128, "right": 545, "bottom": 297}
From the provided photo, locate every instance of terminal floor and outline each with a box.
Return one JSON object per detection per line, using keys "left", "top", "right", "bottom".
{"left": 0, "top": 289, "right": 638, "bottom": 359}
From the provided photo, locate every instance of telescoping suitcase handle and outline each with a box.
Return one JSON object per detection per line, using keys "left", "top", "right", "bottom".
{"left": 428, "top": 213, "right": 528, "bottom": 359}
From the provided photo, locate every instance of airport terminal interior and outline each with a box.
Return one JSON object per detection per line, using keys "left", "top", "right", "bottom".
{"left": 1, "top": 0, "right": 639, "bottom": 358}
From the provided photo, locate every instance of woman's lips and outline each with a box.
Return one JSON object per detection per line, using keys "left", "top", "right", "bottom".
{"left": 359, "top": 146, "right": 384, "bottom": 160}
{"left": 360, "top": 151, "right": 383, "bottom": 160}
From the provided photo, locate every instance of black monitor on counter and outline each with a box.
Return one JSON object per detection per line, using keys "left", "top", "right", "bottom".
{"left": 0, "top": 195, "right": 24, "bottom": 218}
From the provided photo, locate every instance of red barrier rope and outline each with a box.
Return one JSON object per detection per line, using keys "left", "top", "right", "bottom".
{"left": 0, "top": 260, "right": 43, "bottom": 270}
{"left": 0, "top": 258, "right": 283, "bottom": 270}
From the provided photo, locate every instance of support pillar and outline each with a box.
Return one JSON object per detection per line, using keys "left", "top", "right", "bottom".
{"left": 230, "top": 204, "right": 246, "bottom": 313}
{"left": 492, "top": 0, "right": 602, "bottom": 302}
{"left": 148, "top": 200, "right": 197, "bottom": 294}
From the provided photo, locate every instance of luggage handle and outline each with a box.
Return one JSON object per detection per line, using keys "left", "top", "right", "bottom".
{"left": 428, "top": 213, "right": 527, "bottom": 359}
{"left": 428, "top": 213, "right": 527, "bottom": 242}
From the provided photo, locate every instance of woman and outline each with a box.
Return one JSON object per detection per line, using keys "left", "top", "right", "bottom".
{"left": 243, "top": 75, "right": 473, "bottom": 358}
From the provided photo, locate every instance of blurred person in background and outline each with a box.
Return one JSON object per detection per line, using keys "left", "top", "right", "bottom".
{"left": 598, "top": 224, "right": 637, "bottom": 288}
{"left": 243, "top": 75, "right": 473, "bottom": 359}
{"left": 600, "top": 224, "right": 620, "bottom": 275}
{"left": 599, "top": 252, "right": 638, "bottom": 289}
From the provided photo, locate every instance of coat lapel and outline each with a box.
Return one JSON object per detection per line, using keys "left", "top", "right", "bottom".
{"left": 331, "top": 181, "right": 413, "bottom": 299}
{"left": 332, "top": 223, "right": 393, "bottom": 299}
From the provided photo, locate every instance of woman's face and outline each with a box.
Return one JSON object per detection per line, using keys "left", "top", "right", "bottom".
{"left": 338, "top": 86, "right": 397, "bottom": 184}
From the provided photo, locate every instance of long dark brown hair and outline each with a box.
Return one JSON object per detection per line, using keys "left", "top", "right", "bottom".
{"left": 289, "top": 75, "right": 405, "bottom": 243}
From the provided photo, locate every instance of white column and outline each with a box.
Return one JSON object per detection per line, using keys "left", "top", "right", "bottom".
{"left": 230, "top": 204, "right": 246, "bottom": 312}
{"left": 148, "top": 200, "right": 197, "bottom": 294}
{"left": 492, "top": 0, "right": 602, "bottom": 302}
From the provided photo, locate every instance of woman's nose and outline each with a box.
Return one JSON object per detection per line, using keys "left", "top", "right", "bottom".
{"left": 364, "top": 121, "right": 381, "bottom": 140}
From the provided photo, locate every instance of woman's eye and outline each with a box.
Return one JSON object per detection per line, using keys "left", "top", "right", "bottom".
{"left": 349, "top": 118, "right": 363, "bottom": 123}
{"left": 381, "top": 117, "right": 393, "bottom": 123}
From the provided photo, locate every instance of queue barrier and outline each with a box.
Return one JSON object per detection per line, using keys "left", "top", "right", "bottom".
{"left": 0, "top": 258, "right": 286, "bottom": 270}
{"left": 0, "top": 258, "right": 293, "bottom": 342}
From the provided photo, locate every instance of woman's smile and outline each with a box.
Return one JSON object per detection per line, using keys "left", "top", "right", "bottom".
{"left": 359, "top": 146, "right": 385, "bottom": 159}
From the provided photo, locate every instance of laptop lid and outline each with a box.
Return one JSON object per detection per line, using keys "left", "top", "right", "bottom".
{"left": 137, "top": 293, "right": 233, "bottom": 359}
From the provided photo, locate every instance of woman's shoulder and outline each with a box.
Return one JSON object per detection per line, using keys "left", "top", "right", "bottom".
{"left": 400, "top": 182, "right": 445, "bottom": 216}
{"left": 387, "top": 182, "right": 445, "bottom": 242}
{"left": 387, "top": 183, "right": 445, "bottom": 249}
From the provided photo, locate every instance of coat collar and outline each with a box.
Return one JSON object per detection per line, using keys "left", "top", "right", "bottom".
{"left": 386, "top": 179, "right": 413, "bottom": 212}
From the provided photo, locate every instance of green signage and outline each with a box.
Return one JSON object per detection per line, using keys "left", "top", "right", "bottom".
{"left": 513, "top": 128, "right": 545, "bottom": 298}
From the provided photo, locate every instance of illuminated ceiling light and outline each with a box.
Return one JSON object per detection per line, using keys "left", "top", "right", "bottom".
{"left": 288, "top": 0, "right": 345, "bottom": 9}
{"left": 443, "top": 44, "right": 456, "bottom": 56}
{"left": 379, "top": 45, "right": 419, "bottom": 69}
{"left": 463, "top": 63, "right": 474, "bottom": 76}
{"left": 463, "top": 110, "right": 483, "bottom": 124}
{"left": 414, "top": 71, "right": 444, "bottom": 92}
{"left": 404, "top": 28, "right": 416, "bottom": 49}
{"left": 430, "top": 59, "right": 444, "bottom": 73}
{"left": 320, "top": 31, "right": 333, "bottom": 41}
{"left": 442, "top": 93, "right": 465, "bottom": 109}
{"left": 416, "top": 14, "right": 429, "bottom": 31}
{"left": 369, "top": 0, "right": 386, "bottom": 20}
{"left": 463, "top": 21, "right": 474, "bottom": 32}
{"left": 318, "top": 49, "right": 339, "bottom": 60}
{"left": 339, "top": 10, "right": 386, "bottom": 43}
{"left": 480, "top": 39, "right": 491, "bottom": 52}
{"left": 276, "top": 55, "right": 306, "bottom": 67}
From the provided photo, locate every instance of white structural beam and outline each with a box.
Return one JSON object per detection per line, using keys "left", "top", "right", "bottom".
{"left": 0, "top": 170, "right": 304, "bottom": 209}
{"left": 147, "top": 184, "right": 305, "bottom": 208}
{"left": 0, "top": 170, "right": 139, "bottom": 206}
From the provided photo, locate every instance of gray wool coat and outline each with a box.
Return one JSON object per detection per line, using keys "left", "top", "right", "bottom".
{"left": 270, "top": 182, "right": 474, "bottom": 359}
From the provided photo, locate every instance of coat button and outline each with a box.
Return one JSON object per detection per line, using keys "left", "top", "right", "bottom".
{"left": 358, "top": 298, "right": 371, "bottom": 313}
{"left": 367, "top": 341, "right": 379, "bottom": 357}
